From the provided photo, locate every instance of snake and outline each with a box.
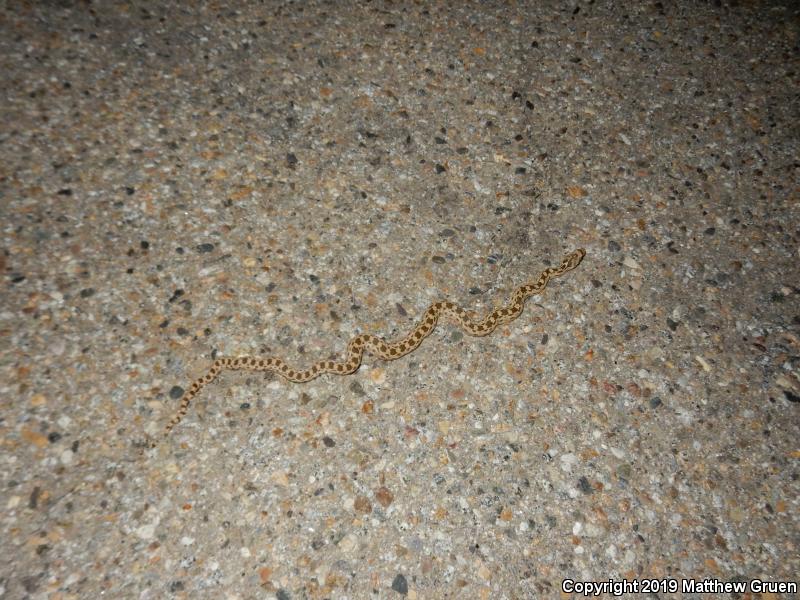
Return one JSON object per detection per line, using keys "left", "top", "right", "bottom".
{"left": 151, "top": 248, "right": 585, "bottom": 447}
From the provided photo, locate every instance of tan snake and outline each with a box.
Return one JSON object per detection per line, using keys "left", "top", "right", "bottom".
{"left": 151, "top": 248, "right": 585, "bottom": 447}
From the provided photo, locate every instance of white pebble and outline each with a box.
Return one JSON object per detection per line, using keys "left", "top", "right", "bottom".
{"left": 135, "top": 523, "right": 156, "bottom": 540}
{"left": 560, "top": 453, "right": 577, "bottom": 472}
{"left": 623, "top": 256, "right": 640, "bottom": 270}
{"left": 695, "top": 355, "right": 712, "bottom": 372}
{"left": 60, "top": 450, "right": 74, "bottom": 465}
{"left": 610, "top": 446, "right": 626, "bottom": 459}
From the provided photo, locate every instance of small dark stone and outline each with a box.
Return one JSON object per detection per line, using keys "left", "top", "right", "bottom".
{"left": 322, "top": 436, "right": 336, "bottom": 447}
{"left": 515, "top": 167, "right": 526, "bottom": 174}
{"left": 434, "top": 136, "right": 446, "bottom": 144}
{"left": 57, "top": 188, "right": 73, "bottom": 196}
{"left": 608, "top": 240, "right": 621, "bottom": 252}
{"left": 176, "top": 327, "right": 189, "bottom": 336}
{"left": 439, "top": 228, "right": 455, "bottom": 237}
{"left": 531, "top": 40, "right": 539, "bottom": 48}
{"left": 468, "top": 287, "right": 483, "bottom": 295}
{"left": 276, "top": 590, "right": 291, "bottom": 600}
{"left": 125, "top": 186, "right": 135, "bottom": 195}
{"left": 391, "top": 574, "right": 408, "bottom": 595}
{"left": 71, "top": 440, "right": 79, "bottom": 453}
{"left": 286, "top": 152, "right": 298, "bottom": 166}
{"left": 11, "top": 274, "right": 26, "bottom": 283}
{"left": 704, "top": 227, "right": 716, "bottom": 235}
{"left": 22, "top": 575, "right": 40, "bottom": 593}
{"left": 666, "top": 318, "right": 679, "bottom": 331}
{"left": 487, "top": 254, "right": 502, "bottom": 264}
{"left": 784, "top": 390, "right": 800, "bottom": 403}
{"left": 169, "top": 581, "right": 185, "bottom": 592}
{"left": 649, "top": 397, "right": 663, "bottom": 408}
{"left": 48, "top": 432, "right": 62, "bottom": 443}
{"left": 349, "top": 381, "right": 366, "bottom": 396}
{"left": 435, "top": 163, "right": 446, "bottom": 173}
{"left": 456, "top": 147, "right": 468, "bottom": 154}
{"left": 80, "top": 288, "right": 95, "bottom": 298}
{"left": 29, "top": 486, "right": 41, "bottom": 509}
{"left": 196, "top": 243, "right": 215, "bottom": 253}
{"left": 240, "top": 402, "right": 251, "bottom": 410}
{"left": 578, "top": 476, "right": 593, "bottom": 494}
{"left": 140, "top": 240, "right": 150, "bottom": 249}
{"left": 169, "top": 386, "right": 184, "bottom": 399}
{"left": 525, "top": 100, "right": 534, "bottom": 110}
{"left": 431, "top": 255, "right": 446, "bottom": 264}
{"left": 395, "top": 303, "right": 407, "bottom": 317}
{"left": 541, "top": 334, "right": 548, "bottom": 345}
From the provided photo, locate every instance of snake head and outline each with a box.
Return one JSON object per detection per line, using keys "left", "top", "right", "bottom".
{"left": 559, "top": 248, "right": 586, "bottom": 272}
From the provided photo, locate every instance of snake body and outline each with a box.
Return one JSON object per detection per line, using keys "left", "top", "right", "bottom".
{"left": 154, "top": 248, "right": 585, "bottom": 446}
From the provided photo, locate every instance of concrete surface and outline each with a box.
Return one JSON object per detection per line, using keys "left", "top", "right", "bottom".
{"left": 1, "top": 1, "right": 798, "bottom": 598}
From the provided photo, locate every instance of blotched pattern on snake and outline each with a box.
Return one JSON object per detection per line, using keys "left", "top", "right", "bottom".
{"left": 152, "top": 248, "right": 585, "bottom": 446}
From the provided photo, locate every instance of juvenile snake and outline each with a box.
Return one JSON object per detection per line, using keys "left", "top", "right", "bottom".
{"left": 152, "top": 248, "right": 585, "bottom": 447}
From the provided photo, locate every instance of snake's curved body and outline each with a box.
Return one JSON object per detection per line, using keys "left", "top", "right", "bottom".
{"left": 154, "top": 249, "right": 585, "bottom": 445}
